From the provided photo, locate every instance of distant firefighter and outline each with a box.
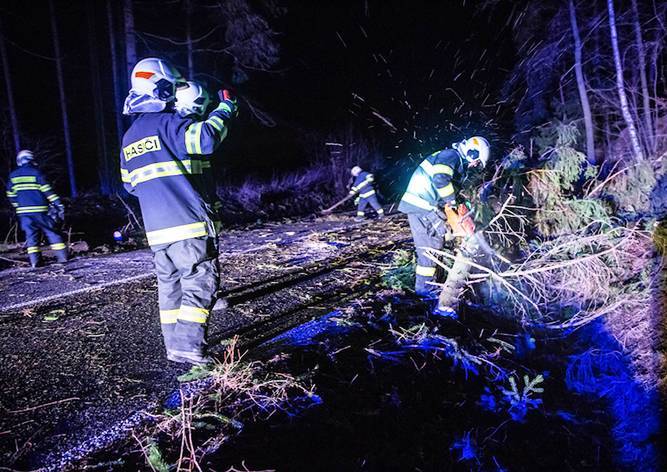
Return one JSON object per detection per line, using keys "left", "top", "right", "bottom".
{"left": 398, "top": 136, "right": 490, "bottom": 312}
{"left": 120, "top": 58, "right": 237, "bottom": 366}
{"left": 349, "top": 166, "right": 384, "bottom": 220}
{"left": 175, "top": 81, "right": 222, "bottom": 234}
{"left": 5, "top": 150, "right": 68, "bottom": 267}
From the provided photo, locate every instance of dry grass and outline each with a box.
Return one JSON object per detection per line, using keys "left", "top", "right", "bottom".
{"left": 135, "top": 338, "right": 315, "bottom": 472}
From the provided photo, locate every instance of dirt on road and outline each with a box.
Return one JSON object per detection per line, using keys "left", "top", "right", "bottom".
{"left": 0, "top": 214, "right": 410, "bottom": 469}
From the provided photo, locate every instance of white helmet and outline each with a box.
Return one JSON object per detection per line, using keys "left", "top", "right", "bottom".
{"left": 455, "top": 136, "right": 490, "bottom": 167}
{"left": 175, "top": 81, "right": 211, "bottom": 117}
{"left": 16, "top": 150, "right": 34, "bottom": 166}
{"left": 351, "top": 166, "right": 362, "bottom": 177}
{"left": 129, "top": 57, "right": 186, "bottom": 102}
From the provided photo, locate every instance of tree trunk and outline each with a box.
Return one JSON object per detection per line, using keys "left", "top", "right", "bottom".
{"left": 607, "top": 0, "right": 644, "bottom": 161}
{"left": 630, "top": 0, "right": 654, "bottom": 154}
{"left": 568, "top": 0, "right": 596, "bottom": 164}
{"left": 106, "top": 0, "right": 125, "bottom": 152}
{"left": 87, "top": 1, "right": 112, "bottom": 195}
{"left": 49, "top": 0, "right": 77, "bottom": 197}
{"left": 0, "top": 15, "right": 21, "bottom": 156}
{"left": 185, "top": 0, "right": 194, "bottom": 78}
{"left": 124, "top": 0, "right": 137, "bottom": 80}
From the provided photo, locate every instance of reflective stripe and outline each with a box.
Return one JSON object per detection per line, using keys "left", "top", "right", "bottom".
{"left": 27, "top": 246, "right": 42, "bottom": 254}
{"left": 47, "top": 194, "right": 60, "bottom": 202}
{"left": 127, "top": 159, "right": 202, "bottom": 187}
{"left": 146, "top": 221, "right": 208, "bottom": 246}
{"left": 12, "top": 183, "right": 41, "bottom": 191}
{"left": 400, "top": 192, "right": 435, "bottom": 211}
{"left": 436, "top": 183, "right": 455, "bottom": 198}
{"left": 355, "top": 180, "right": 370, "bottom": 190}
{"left": 121, "top": 168, "right": 131, "bottom": 183}
{"left": 431, "top": 164, "right": 454, "bottom": 176}
{"left": 420, "top": 160, "right": 435, "bottom": 176}
{"left": 16, "top": 205, "right": 49, "bottom": 214}
{"left": 179, "top": 305, "right": 209, "bottom": 324}
{"left": 185, "top": 122, "right": 204, "bottom": 155}
{"left": 6, "top": 191, "right": 16, "bottom": 197}
{"left": 11, "top": 176, "right": 37, "bottom": 184}
{"left": 416, "top": 265, "right": 436, "bottom": 277}
{"left": 50, "top": 243, "right": 66, "bottom": 250}
{"left": 39, "top": 184, "right": 52, "bottom": 192}
{"left": 217, "top": 102, "right": 233, "bottom": 114}
{"left": 160, "top": 309, "right": 179, "bottom": 324}
{"left": 206, "top": 115, "right": 226, "bottom": 133}
{"left": 201, "top": 160, "right": 212, "bottom": 169}
{"left": 213, "top": 201, "right": 223, "bottom": 210}
{"left": 360, "top": 190, "right": 376, "bottom": 198}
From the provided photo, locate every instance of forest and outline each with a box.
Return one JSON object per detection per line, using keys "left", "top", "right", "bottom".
{"left": 0, "top": 0, "right": 665, "bottom": 470}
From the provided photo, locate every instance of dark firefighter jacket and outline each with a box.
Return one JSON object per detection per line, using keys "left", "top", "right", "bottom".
{"left": 6, "top": 164, "right": 62, "bottom": 215}
{"left": 398, "top": 149, "right": 467, "bottom": 214}
{"left": 120, "top": 103, "right": 232, "bottom": 250}
{"left": 350, "top": 171, "right": 376, "bottom": 199}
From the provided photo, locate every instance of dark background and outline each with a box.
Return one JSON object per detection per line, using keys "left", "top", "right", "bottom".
{"left": 0, "top": 0, "right": 517, "bottom": 196}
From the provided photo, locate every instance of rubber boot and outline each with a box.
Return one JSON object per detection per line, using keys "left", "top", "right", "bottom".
{"left": 29, "top": 252, "right": 44, "bottom": 268}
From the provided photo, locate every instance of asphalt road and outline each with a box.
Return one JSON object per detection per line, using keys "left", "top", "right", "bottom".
{"left": 0, "top": 214, "right": 410, "bottom": 469}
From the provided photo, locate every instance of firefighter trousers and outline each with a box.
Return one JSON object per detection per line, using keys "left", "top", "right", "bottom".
{"left": 357, "top": 195, "right": 384, "bottom": 217}
{"left": 153, "top": 237, "right": 220, "bottom": 355}
{"left": 407, "top": 212, "right": 447, "bottom": 297}
{"left": 18, "top": 213, "right": 67, "bottom": 265}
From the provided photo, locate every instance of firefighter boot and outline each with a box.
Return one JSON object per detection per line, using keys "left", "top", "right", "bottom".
{"left": 28, "top": 252, "right": 44, "bottom": 268}
{"left": 167, "top": 349, "right": 212, "bottom": 366}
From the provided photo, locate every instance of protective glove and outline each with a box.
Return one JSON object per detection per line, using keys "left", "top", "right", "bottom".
{"left": 216, "top": 89, "right": 238, "bottom": 119}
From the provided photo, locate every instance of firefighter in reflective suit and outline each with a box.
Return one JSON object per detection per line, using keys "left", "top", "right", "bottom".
{"left": 120, "top": 58, "right": 236, "bottom": 365}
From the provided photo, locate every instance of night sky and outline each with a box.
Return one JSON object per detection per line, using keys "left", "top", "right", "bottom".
{"left": 0, "top": 0, "right": 517, "bottom": 193}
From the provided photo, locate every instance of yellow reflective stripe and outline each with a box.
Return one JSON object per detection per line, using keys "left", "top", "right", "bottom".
{"left": 217, "top": 102, "right": 233, "bottom": 114}
{"left": 178, "top": 305, "right": 209, "bottom": 323}
{"left": 360, "top": 190, "right": 376, "bottom": 198}
{"left": 146, "top": 221, "right": 208, "bottom": 246}
{"left": 416, "top": 265, "right": 436, "bottom": 277}
{"left": 420, "top": 160, "right": 435, "bottom": 176}
{"left": 356, "top": 180, "right": 370, "bottom": 190}
{"left": 436, "top": 183, "right": 455, "bottom": 198}
{"left": 207, "top": 115, "right": 226, "bottom": 132}
{"left": 121, "top": 168, "right": 131, "bottom": 183}
{"left": 401, "top": 192, "right": 435, "bottom": 211}
{"left": 47, "top": 195, "right": 60, "bottom": 202}
{"left": 127, "top": 159, "right": 202, "bottom": 187}
{"left": 201, "top": 160, "right": 212, "bottom": 169}
{"left": 431, "top": 164, "right": 454, "bottom": 176}
{"left": 11, "top": 176, "right": 37, "bottom": 183}
{"left": 50, "top": 243, "right": 66, "bottom": 250}
{"left": 6, "top": 191, "right": 16, "bottom": 197}
{"left": 12, "top": 184, "right": 41, "bottom": 191}
{"left": 185, "top": 122, "right": 204, "bottom": 155}
{"left": 16, "top": 206, "right": 49, "bottom": 213}
{"left": 160, "top": 309, "right": 179, "bottom": 324}
{"left": 39, "top": 184, "right": 52, "bottom": 192}
{"left": 27, "top": 246, "right": 42, "bottom": 254}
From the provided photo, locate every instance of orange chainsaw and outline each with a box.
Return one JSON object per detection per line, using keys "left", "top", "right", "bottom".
{"left": 444, "top": 202, "right": 476, "bottom": 237}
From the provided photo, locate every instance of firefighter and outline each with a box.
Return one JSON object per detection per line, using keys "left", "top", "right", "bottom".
{"left": 349, "top": 166, "right": 384, "bottom": 220}
{"left": 398, "top": 136, "right": 490, "bottom": 302}
{"left": 175, "top": 81, "right": 222, "bottom": 234}
{"left": 120, "top": 58, "right": 237, "bottom": 366}
{"left": 5, "top": 150, "right": 68, "bottom": 267}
